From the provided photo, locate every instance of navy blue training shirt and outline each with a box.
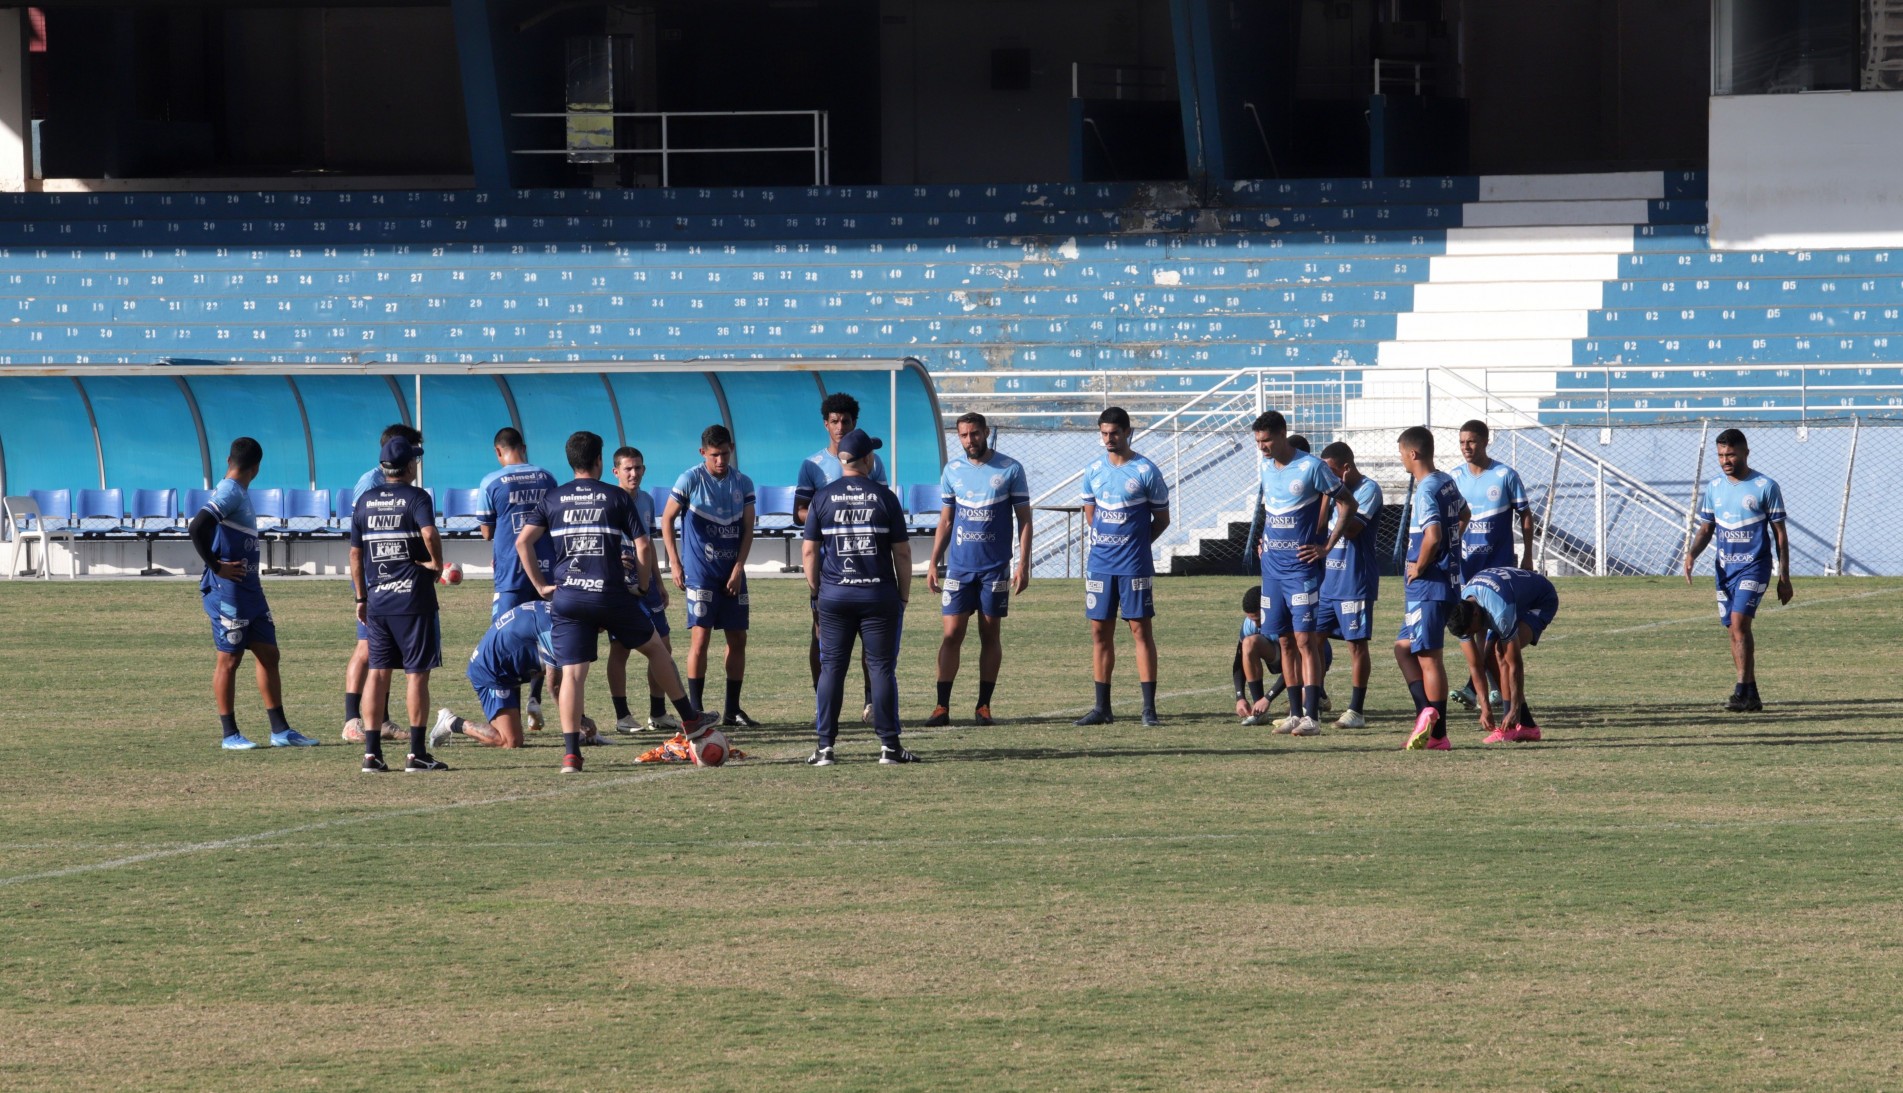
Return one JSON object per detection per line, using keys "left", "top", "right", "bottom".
{"left": 802, "top": 475, "right": 908, "bottom": 606}
{"left": 350, "top": 482, "right": 438, "bottom": 616}
{"left": 523, "top": 477, "right": 646, "bottom": 601}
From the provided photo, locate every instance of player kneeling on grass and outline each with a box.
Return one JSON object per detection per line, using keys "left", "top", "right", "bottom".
{"left": 517, "top": 430, "right": 720, "bottom": 775}
{"left": 348, "top": 435, "right": 448, "bottom": 773}
{"left": 1233, "top": 586, "right": 1290, "bottom": 725}
{"left": 1448, "top": 568, "right": 1557, "bottom": 743}
{"left": 430, "top": 600, "right": 609, "bottom": 749}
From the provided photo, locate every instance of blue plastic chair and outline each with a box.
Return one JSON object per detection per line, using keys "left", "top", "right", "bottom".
{"left": 334, "top": 487, "right": 356, "bottom": 530}
{"left": 755, "top": 484, "right": 800, "bottom": 569}
{"left": 249, "top": 488, "right": 288, "bottom": 573}
{"left": 183, "top": 488, "right": 214, "bottom": 522}
{"left": 75, "top": 488, "right": 127, "bottom": 534}
{"left": 130, "top": 488, "right": 180, "bottom": 575}
{"left": 905, "top": 483, "right": 946, "bottom": 533}
{"left": 29, "top": 489, "right": 72, "bottom": 531}
{"left": 439, "top": 487, "right": 485, "bottom": 537}
{"left": 285, "top": 489, "right": 334, "bottom": 534}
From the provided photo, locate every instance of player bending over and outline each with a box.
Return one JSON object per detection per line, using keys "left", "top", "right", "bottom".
{"left": 342, "top": 422, "right": 420, "bottom": 743}
{"left": 925, "top": 411, "right": 1032, "bottom": 726}
{"left": 192, "top": 437, "right": 316, "bottom": 750}
{"left": 1074, "top": 406, "right": 1171, "bottom": 727}
{"left": 430, "top": 600, "right": 606, "bottom": 749}
{"left": 606, "top": 446, "right": 680, "bottom": 734}
{"left": 475, "top": 426, "right": 558, "bottom": 726}
{"left": 1449, "top": 567, "right": 1557, "bottom": 743}
{"left": 663, "top": 424, "right": 759, "bottom": 727}
{"left": 1682, "top": 428, "right": 1792, "bottom": 711}
{"left": 1450, "top": 419, "right": 1533, "bottom": 716}
{"left": 1395, "top": 426, "right": 1470, "bottom": 751}
{"left": 518, "top": 431, "right": 719, "bottom": 774}
{"left": 1233, "top": 585, "right": 1291, "bottom": 725}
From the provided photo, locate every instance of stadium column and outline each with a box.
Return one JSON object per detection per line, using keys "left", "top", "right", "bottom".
{"left": 0, "top": 9, "right": 26, "bottom": 192}
{"left": 449, "top": 0, "right": 514, "bottom": 192}
{"left": 1168, "top": 0, "right": 1228, "bottom": 188}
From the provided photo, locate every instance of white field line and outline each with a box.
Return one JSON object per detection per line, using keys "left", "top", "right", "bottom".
{"left": 0, "top": 686, "right": 1227, "bottom": 890}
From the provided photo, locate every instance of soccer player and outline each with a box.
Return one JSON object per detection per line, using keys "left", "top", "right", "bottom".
{"left": 430, "top": 599, "right": 556, "bottom": 749}
{"left": 801, "top": 428, "right": 918, "bottom": 765}
{"left": 348, "top": 435, "right": 448, "bottom": 772}
{"left": 661, "top": 424, "right": 758, "bottom": 727}
{"left": 190, "top": 437, "right": 316, "bottom": 750}
{"left": 606, "top": 446, "right": 680, "bottom": 734}
{"left": 518, "top": 430, "right": 716, "bottom": 774}
{"left": 794, "top": 391, "right": 888, "bottom": 717}
{"left": 1251, "top": 411, "right": 1358, "bottom": 737}
{"left": 475, "top": 427, "right": 558, "bottom": 726}
{"left": 1451, "top": 419, "right": 1533, "bottom": 714}
{"left": 1234, "top": 585, "right": 1290, "bottom": 725}
{"left": 1074, "top": 406, "right": 1170, "bottom": 727}
{"left": 1394, "top": 425, "right": 1470, "bottom": 751}
{"left": 1449, "top": 567, "right": 1559, "bottom": 743}
{"left": 924, "top": 411, "right": 1031, "bottom": 726}
{"left": 342, "top": 422, "right": 421, "bottom": 744}
{"left": 1683, "top": 428, "right": 1793, "bottom": 711}
{"left": 1317, "top": 441, "right": 1383, "bottom": 729}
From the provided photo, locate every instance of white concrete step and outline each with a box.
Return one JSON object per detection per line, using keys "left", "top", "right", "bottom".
{"left": 1377, "top": 339, "right": 1576, "bottom": 368}
{"left": 1478, "top": 172, "right": 1667, "bottom": 202}
{"left": 1412, "top": 281, "right": 1605, "bottom": 312}
{"left": 1462, "top": 199, "right": 1653, "bottom": 228}
{"left": 1443, "top": 225, "right": 1637, "bottom": 256}
{"left": 1395, "top": 310, "right": 1590, "bottom": 341}
{"left": 1426, "top": 253, "right": 1624, "bottom": 282}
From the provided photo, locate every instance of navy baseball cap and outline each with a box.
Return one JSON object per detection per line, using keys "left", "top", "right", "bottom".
{"left": 379, "top": 436, "right": 424, "bottom": 469}
{"left": 838, "top": 429, "right": 883, "bottom": 461}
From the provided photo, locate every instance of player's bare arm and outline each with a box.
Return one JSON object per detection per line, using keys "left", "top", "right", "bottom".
{"left": 728, "top": 502, "right": 755, "bottom": 597}
{"left": 630, "top": 534, "right": 658, "bottom": 597}
{"left": 1149, "top": 506, "right": 1171, "bottom": 541}
{"left": 893, "top": 536, "right": 914, "bottom": 604}
{"left": 659, "top": 496, "right": 687, "bottom": 591}
{"left": 349, "top": 544, "right": 368, "bottom": 625}
{"left": 927, "top": 503, "right": 953, "bottom": 593}
{"left": 1683, "top": 520, "right": 1715, "bottom": 585}
{"left": 1773, "top": 521, "right": 1794, "bottom": 604}
{"left": 420, "top": 524, "right": 444, "bottom": 573}
{"left": 1411, "top": 521, "right": 1444, "bottom": 583}
{"left": 1518, "top": 507, "right": 1536, "bottom": 570}
{"left": 516, "top": 524, "right": 556, "bottom": 599}
{"left": 1013, "top": 501, "right": 1033, "bottom": 594}
{"left": 801, "top": 539, "right": 821, "bottom": 598}
{"left": 1299, "top": 492, "right": 1359, "bottom": 563}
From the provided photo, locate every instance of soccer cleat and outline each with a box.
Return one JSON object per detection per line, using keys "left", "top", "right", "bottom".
{"left": 1240, "top": 709, "right": 1270, "bottom": 727}
{"left": 1318, "top": 693, "right": 1333, "bottom": 713}
{"left": 1274, "top": 713, "right": 1301, "bottom": 735}
{"left": 1333, "top": 709, "right": 1366, "bottom": 730}
{"left": 1724, "top": 692, "right": 1747, "bottom": 712}
{"left": 722, "top": 709, "right": 760, "bottom": 729}
{"left": 972, "top": 705, "right": 996, "bottom": 727}
{"left": 1424, "top": 736, "right": 1452, "bottom": 750}
{"left": 614, "top": 714, "right": 644, "bottom": 734}
{"left": 1739, "top": 694, "right": 1764, "bottom": 712}
{"left": 1488, "top": 689, "right": 1504, "bottom": 711}
{"left": 270, "top": 728, "right": 320, "bottom": 748}
{"left": 381, "top": 719, "right": 401, "bottom": 740}
{"left": 524, "top": 698, "right": 545, "bottom": 732}
{"left": 879, "top": 745, "right": 922, "bottom": 764}
{"left": 924, "top": 706, "right": 952, "bottom": 727}
{"left": 1140, "top": 710, "right": 1163, "bottom": 727}
{"left": 1504, "top": 724, "right": 1542, "bottom": 742}
{"left": 560, "top": 753, "right": 584, "bottom": 774}
{"left": 807, "top": 745, "right": 836, "bottom": 767}
{"left": 1405, "top": 707, "right": 1442, "bottom": 750}
{"left": 429, "top": 709, "right": 457, "bottom": 749}
{"left": 405, "top": 753, "right": 449, "bottom": 772}
{"left": 220, "top": 734, "right": 261, "bottom": 751}
{"left": 648, "top": 712, "right": 684, "bottom": 733}
{"left": 681, "top": 710, "right": 724, "bottom": 742}
{"left": 1072, "top": 707, "right": 1114, "bottom": 726}
{"left": 361, "top": 754, "right": 389, "bottom": 773}
{"left": 341, "top": 717, "right": 365, "bottom": 744}
{"left": 861, "top": 702, "right": 875, "bottom": 724}
{"left": 1289, "top": 716, "right": 1322, "bottom": 737}
{"left": 1450, "top": 684, "right": 1477, "bottom": 710}
{"left": 583, "top": 729, "right": 615, "bottom": 746}
{"left": 1483, "top": 727, "right": 1513, "bottom": 744}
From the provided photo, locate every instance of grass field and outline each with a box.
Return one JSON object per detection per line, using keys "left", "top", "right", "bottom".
{"left": 3, "top": 574, "right": 1902, "bottom": 1091}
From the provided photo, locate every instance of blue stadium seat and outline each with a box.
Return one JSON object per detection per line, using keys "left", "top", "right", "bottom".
{"left": 438, "top": 488, "right": 485, "bottom": 537}
{"left": 30, "top": 489, "right": 72, "bottom": 530}
{"left": 754, "top": 484, "right": 801, "bottom": 568}
{"left": 284, "top": 489, "right": 335, "bottom": 534}
{"left": 249, "top": 488, "right": 289, "bottom": 573}
{"left": 904, "top": 483, "right": 944, "bottom": 533}
{"left": 334, "top": 488, "right": 356, "bottom": 529}
{"left": 75, "top": 488, "right": 127, "bottom": 535}
{"left": 129, "top": 488, "right": 180, "bottom": 576}
{"left": 183, "top": 488, "right": 214, "bottom": 522}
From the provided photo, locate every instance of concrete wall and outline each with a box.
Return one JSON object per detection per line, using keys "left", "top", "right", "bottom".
{"left": 1709, "top": 91, "right": 1903, "bottom": 250}
{"left": 880, "top": 0, "right": 1173, "bottom": 184}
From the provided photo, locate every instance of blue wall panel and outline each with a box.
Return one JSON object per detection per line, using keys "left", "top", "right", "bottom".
{"left": 186, "top": 376, "right": 309, "bottom": 489}
{"left": 295, "top": 375, "right": 407, "bottom": 493}
{"left": 80, "top": 377, "right": 201, "bottom": 493}
{"left": 418, "top": 375, "right": 513, "bottom": 490}
{"left": 505, "top": 374, "right": 621, "bottom": 468}
{"left": 0, "top": 377, "right": 100, "bottom": 496}
{"left": 604, "top": 372, "right": 726, "bottom": 486}
{"left": 718, "top": 372, "right": 826, "bottom": 489}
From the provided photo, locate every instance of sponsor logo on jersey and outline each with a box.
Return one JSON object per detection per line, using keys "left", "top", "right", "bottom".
{"left": 564, "top": 576, "right": 606, "bottom": 593}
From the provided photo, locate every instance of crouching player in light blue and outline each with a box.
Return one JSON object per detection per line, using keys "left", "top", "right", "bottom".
{"left": 1449, "top": 567, "right": 1558, "bottom": 744}
{"left": 1683, "top": 428, "right": 1792, "bottom": 712}
{"left": 428, "top": 600, "right": 601, "bottom": 750}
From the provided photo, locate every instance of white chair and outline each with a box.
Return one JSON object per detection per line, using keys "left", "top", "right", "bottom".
{"left": 4, "top": 495, "right": 78, "bottom": 579}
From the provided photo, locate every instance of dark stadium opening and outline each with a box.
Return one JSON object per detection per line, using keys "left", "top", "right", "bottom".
{"left": 31, "top": 2, "right": 472, "bottom": 182}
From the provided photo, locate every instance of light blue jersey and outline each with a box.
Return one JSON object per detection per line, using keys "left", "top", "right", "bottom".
{"left": 1463, "top": 568, "right": 1557, "bottom": 643}
{"left": 1698, "top": 472, "right": 1786, "bottom": 575}
{"left": 1453, "top": 460, "right": 1529, "bottom": 577}
{"left": 940, "top": 451, "right": 1029, "bottom": 572}
{"left": 796, "top": 447, "right": 887, "bottom": 509}
{"left": 1258, "top": 451, "right": 1347, "bottom": 579}
{"left": 629, "top": 489, "right": 666, "bottom": 609}
{"left": 199, "top": 477, "right": 266, "bottom": 608}
{"left": 1081, "top": 454, "right": 1169, "bottom": 577}
{"left": 467, "top": 600, "right": 557, "bottom": 688}
{"left": 476, "top": 462, "right": 559, "bottom": 595}
{"left": 1404, "top": 471, "right": 1468, "bottom": 603}
{"left": 353, "top": 466, "right": 384, "bottom": 497}
{"left": 1322, "top": 476, "right": 1384, "bottom": 602}
{"left": 670, "top": 465, "right": 755, "bottom": 589}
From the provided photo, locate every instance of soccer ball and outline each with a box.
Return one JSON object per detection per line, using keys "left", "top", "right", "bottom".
{"left": 690, "top": 727, "right": 730, "bottom": 767}
{"left": 440, "top": 562, "right": 463, "bottom": 585}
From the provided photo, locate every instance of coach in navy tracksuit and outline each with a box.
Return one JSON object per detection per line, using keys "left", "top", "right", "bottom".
{"left": 802, "top": 429, "right": 919, "bottom": 766}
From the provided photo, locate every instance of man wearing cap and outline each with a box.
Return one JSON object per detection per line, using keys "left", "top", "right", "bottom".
{"left": 516, "top": 430, "right": 719, "bottom": 775}
{"left": 801, "top": 428, "right": 919, "bottom": 766}
{"left": 342, "top": 422, "right": 421, "bottom": 744}
{"left": 348, "top": 434, "right": 448, "bottom": 772}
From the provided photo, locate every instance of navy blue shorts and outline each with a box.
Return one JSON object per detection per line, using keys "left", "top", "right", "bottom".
{"left": 1516, "top": 586, "right": 1560, "bottom": 645}
{"left": 1084, "top": 572, "right": 1153, "bottom": 621}
{"left": 942, "top": 566, "right": 1011, "bottom": 618}
{"left": 1397, "top": 600, "right": 1449, "bottom": 654}
{"left": 551, "top": 592, "right": 654, "bottom": 666}
{"left": 366, "top": 612, "right": 442, "bottom": 673}
{"left": 491, "top": 586, "right": 541, "bottom": 623}
{"left": 204, "top": 593, "right": 276, "bottom": 654}
{"left": 684, "top": 585, "right": 749, "bottom": 631}
{"left": 1316, "top": 597, "right": 1374, "bottom": 642}
{"left": 1259, "top": 569, "right": 1323, "bottom": 637}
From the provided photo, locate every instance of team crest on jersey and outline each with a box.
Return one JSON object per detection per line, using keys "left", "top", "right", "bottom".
{"left": 1288, "top": 482, "right": 1304, "bottom": 496}
{"left": 1487, "top": 486, "right": 1502, "bottom": 501}
{"left": 1123, "top": 479, "right": 1142, "bottom": 495}
{"left": 990, "top": 473, "right": 1006, "bottom": 490}
{"left": 1743, "top": 495, "right": 1759, "bottom": 511}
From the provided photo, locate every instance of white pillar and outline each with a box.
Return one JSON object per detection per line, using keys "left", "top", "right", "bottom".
{"left": 0, "top": 10, "right": 28, "bottom": 193}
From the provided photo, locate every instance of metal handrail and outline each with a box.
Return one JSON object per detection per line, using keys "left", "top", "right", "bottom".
{"left": 1372, "top": 58, "right": 1431, "bottom": 96}
{"left": 511, "top": 109, "right": 830, "bottom": 187}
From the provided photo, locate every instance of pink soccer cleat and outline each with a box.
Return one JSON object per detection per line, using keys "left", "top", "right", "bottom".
{"left": 1424, "top": 736, "right": 1451, "bottom": 750}
{"left": 1483, "top": 727, "right": 1513, "bottom": 744}
{"left": 1504, "top": 724, "right": 1542, "bottom": 742}
{"left": 1404, "top": 707, "right": 1441, "bottom": 750}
